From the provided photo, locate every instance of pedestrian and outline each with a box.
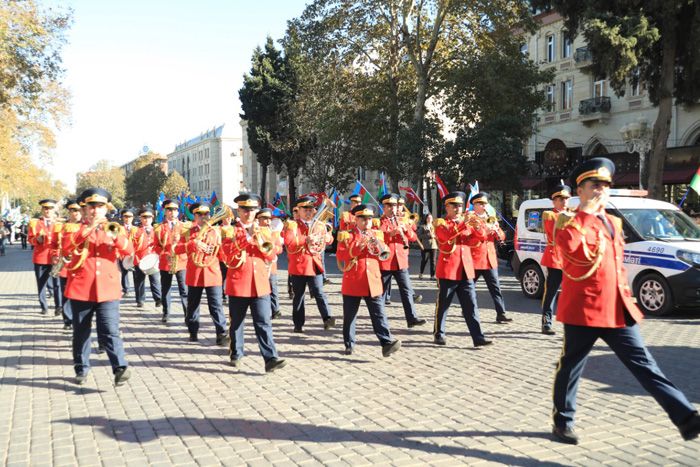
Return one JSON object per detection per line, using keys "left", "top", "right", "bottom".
{"left": 551, "top": 157, "right": 700, "bottom": 444}
{"left": 540, "top": 184, "right": 572, "bottom": 335}
{"left": 0, "top": 219, "right": 8, "bottom": 256}
{"left": 220, "top": 194, "right": 286, "bottom": 372}
{"left": 417, "top": 213, "right": 437, "bottom": 279}
{"left": 62, "top": 188, "right": 132, "bottom": 386}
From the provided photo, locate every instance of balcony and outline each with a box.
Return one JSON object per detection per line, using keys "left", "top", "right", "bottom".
{"left": 579, "top": 96, "right": 611, "bottom": 123}
{"left": 574, "top": 47, "right": 593, "bottom": 66}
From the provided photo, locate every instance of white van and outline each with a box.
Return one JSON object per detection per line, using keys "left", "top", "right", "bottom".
{"left": 512, "top": 190, "right": 700, "bottom": 316}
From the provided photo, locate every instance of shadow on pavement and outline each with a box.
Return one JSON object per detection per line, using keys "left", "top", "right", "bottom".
{"left": 57, "top": 415, "right": 566, "bottom": 466}
{"left": 1, "top": 376, "right": 106, "bottom": 395}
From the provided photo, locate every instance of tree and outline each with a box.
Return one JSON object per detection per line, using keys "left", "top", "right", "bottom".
{"left": 125, "top": 153, "right": 168, "bottom": 207}
{"left": 239, "top": 37, "right": 286, "bottom": 201}
{"left": 534, "top": 0, "right": 700, "bottom": 199}
{"left": 161, "top": 170, "right": 189, "bottom": 200}
{"left": 76, "top": 160, "right": 126, "bottom": 209}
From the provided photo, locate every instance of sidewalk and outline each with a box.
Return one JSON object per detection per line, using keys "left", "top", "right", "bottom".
{"left": 1, "top": 242, "right": 699, "bottom": 466}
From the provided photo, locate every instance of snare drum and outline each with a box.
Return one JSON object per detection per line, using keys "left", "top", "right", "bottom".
{"left": 121, "top": 255, "right": 135, "bottom": 271}
{"left": 138, "top": 253, "right": 160, "bottom": 275}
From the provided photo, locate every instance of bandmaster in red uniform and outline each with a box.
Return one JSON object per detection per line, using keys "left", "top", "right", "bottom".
{"left": 29, "top": 198, "right": 63, "bottom": 315}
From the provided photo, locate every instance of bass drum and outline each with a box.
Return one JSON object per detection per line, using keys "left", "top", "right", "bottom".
{"left": 121, "top": 255, "right": 135, "bottom": 271}
{"left": 138, "top": 253, "right": 160, "bottom": 275}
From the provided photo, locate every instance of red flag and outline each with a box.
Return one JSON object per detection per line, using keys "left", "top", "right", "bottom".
{"left": 434, "top": 172, "right": 449, "bottom": 199}
{"left": 399, "top": 186, "right": 423, "bottom": 205}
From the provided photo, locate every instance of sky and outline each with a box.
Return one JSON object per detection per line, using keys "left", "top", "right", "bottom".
{"left": 42, "top": 0, "right": 309, "bottom": 191}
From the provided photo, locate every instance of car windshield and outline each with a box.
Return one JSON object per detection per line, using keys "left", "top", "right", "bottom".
{"left": 617, "top": 208, "right": 700, "bottom": 241}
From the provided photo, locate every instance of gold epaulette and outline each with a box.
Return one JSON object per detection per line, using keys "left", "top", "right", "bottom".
{"left": 337, "top": 231, "right": 352, "bottom": 243}
{"left": 555, "top": 211, "right": 576, "bottom": 231}
{"left": 182, "top": 221, "right": 192, "bottom": 228}
{"left": 63, "top": 222, "right": 81, "bottom": 233}
{"left": 29, "top": 218, "right": 38, "bottom": 229}
{"left": 433, "top": 218, "right": 446, "bottom": 228}
{"left": 220, "top": 225, "right": 235, "bottom": 239}
{"left": 284, "top": 220, "right": 298, "bottom": 230}
{"left": 543, "top": 210, "right": 556, "bottom": 222}
{"left": 53, "top": 222, "right": 64, "bottom": 232}
{"left": 154, "top": 224, "right": 162, "bottom": 234}
{"left": 372, "top": 218, "right": 380, "bottom": 229}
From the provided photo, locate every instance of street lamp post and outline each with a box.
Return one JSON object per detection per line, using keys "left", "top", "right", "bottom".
{"left": 620, "top": 117, "right": 652, "bottom": 190}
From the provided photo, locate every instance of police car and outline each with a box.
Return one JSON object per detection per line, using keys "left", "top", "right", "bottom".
{"left": 512, "top": 189, "right": 700, "bottom": 316}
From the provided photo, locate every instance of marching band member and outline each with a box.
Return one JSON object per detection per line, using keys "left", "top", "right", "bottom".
{"left": 378, "top": 193, "right": 426, "bottom": 328}
{"left": 153, "top": 199, "right": 189, "bottom": 323}
{"left": 118, "top": 209, "right": 137, "bottom": 296}
{"left": 175, "top": 202, "right": 228, "bottom": 345}
{"left": 433, "top": 191, "right": 492, "bottom": 347}
{"left": 220, "top": 194, "right": 286, "bottom": 372}
{"left": 28, "top": 199, "right": 62, "bottom": 315}
{"left": 132, "top": 208, "right": 162, "bottom": 309}
{"left": 551, "top": 157, "right": 700, "bottom": 444}
{"left": 540, "top": 184, "right": 572, "bottom": 335}
{"left": 337, "top": 205, "right": 401, "bottom": 357}
{"left": 283, "top": 196, "right": 336, "bottom": 333}
{"left": 256, "top": 208, "right": 283, "bottom": 319}
{"left": 339, "top": 194, "right": 362, "bottom": 230}
{"left": 61, "top": 188, "right": 132, "bottom": 386}
{"left": 51, "top": 199, "right": 83, "bottom": 331}
{"left": 287, "top": 206, "right": 300, "bottom": 300}
{"left": 469, "top": 193, "right": 513, "bottom": 324}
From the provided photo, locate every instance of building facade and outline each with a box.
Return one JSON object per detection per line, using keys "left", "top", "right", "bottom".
{"left": 167, "top": 124, "right": 243, "bottom": 206}
{"left": 120, "top": 153, "right": 168, "bottom": 178}
{"left": 520, "top": 10, "right": 700, "bottom": 211}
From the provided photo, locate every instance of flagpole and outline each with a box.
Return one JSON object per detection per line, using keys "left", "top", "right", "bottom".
{"left": 359, "top": 181, "right": 381, "bottom": 206}
{"left": 678, "top": 186, "right": 691, "bottom": 208}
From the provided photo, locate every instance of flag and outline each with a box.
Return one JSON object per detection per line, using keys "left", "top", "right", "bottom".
{"left": 467, "top": 181, "right": 480, "bottom": 210}
{"left": 210, "top": 190, "right": 220, "bottom": 208}
{"left": 434, "top": 172, "right": 449, "bottom": 199}
{"left": 155, "top": 192, "right": 165, "bottom": 223}
{"left": 377, "top": 172, "right": 388, "bottom": 200}
{"left": 267, "top": 203, "right": 287, "bottom": 218}
{"left": 690, "top": 166, "right": 700, "bottom": 194}
{"left": 272, "top": 192, "right": 282, "bottom": 206}
{"left": 351, "top": 181, "right": 372, "bottom": 205}
{"left": 330, "top": 189, "right": 340, "bottom": 228}
{"left": 399, "top": 186, "right": 423, "bottom": 205}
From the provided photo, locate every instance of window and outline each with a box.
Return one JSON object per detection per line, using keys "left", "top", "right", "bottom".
{"left": 525, "top": 209, "right": 545, "bottom": 233}
{"left": 545, "top": 84, "right": 556, "bottom": 112}
{"left": 205, "top": 148, "right": 209, "bottom": 159}
{"left": 593, "top": 79, "right": 606, "bottom": 98}
{"left": 561, "top": 79, "right": 573, "bottom": 110}
{"left": 630, "top": 68, "right": 641, "bottom": 97}
{"left": 546, "top": 34, "right": 555, "bottom": 62}
{"left": 562, "top": 35, "right": 572, "bottom": 58}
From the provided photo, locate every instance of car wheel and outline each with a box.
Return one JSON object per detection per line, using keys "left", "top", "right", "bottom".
{"left": 634, "top": 273, "right": 674, "bottom": 317}
{"left": 520, "top": 262, "right": 544, "bottom": 299}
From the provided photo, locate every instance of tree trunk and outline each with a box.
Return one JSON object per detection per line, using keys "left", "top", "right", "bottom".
{"left": 413, "top": 74, "right": 428, "bottom": 127}
{"left": 648, "top": 10, "right": 677, "bottom": 200}
{"left": 287, "top": 165, "right": 297, "bottom": 206}
{"left": 259, "top": 163, "right": 268, "bottom": 203}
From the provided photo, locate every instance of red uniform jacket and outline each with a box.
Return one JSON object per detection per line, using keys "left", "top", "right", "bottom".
{"left": 269, "top": 230, "right": 283, "bottom": 275}
{"left": 61, "top": 223, "right": 134, "bottom": 302}
{"left": 541, "top": 209, "right": 564, "bottom": 269}
{"left": 378, "top": 216, "right": 417, "bottom": 271}
{"left": 153, "top": 221, "right": 189, "bottom": 272}
{"left": 133, "top": 226, "right": 157, "bottom": 265}
{"left": 220, "top": 223, "right": 275, "bottom": 297}
{"left": 174, "top": 224, "right": 222, "bottom": 287}
{"left": 28, "top": 218, "right": 56, "bottom": 265}
{"left": 434, "top": 217, "right": 486, "bottom": 281}
{"left": 336, "top": 229, "right": 385, "bottom": 297}
{"left": 555, "top": 210, "right": 643, "bottom": 328}
{"left": 339, "top": 211, "right": 356, "bottom": 231}
{"left": 469, "top": 216, "right": 505, "bottom": 270}
{"left": 283, "top": 220, "right": 331, "bottom": 276}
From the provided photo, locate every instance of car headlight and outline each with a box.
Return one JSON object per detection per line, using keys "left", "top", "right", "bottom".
{"left": 676, "top": 249, "right": 700, "bottom": 268}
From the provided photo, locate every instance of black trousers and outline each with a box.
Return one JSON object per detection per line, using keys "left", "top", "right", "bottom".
{"left": 420, "top": 249, "right": 436, "bottom": 277}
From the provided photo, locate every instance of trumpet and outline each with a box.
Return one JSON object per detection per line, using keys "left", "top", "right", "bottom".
{"left": 105, "top": 221, "right": 122, "bottom": 240}
{"left": 251, "top": 224, "right": 274, "bottom": 255}
{"left": 361, "top": 229, "right": 390, "bottom": 260}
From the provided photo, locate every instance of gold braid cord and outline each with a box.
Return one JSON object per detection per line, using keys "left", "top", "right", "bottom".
{"left": 562, "top": 229, "right": 606, "bottom": 282}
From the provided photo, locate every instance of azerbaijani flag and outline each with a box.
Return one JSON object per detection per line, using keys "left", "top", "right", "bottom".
{"left": 209, "top": 190, "right": 220, "bottom": 208}
{"left": 377, "top": 172, "right": 388, "bottom": 200}
{"left": 352, "top": 181, "right": 372, "bottom": 205}
{"left": 155, "top": 192, "right": 165, "bottom": 223}
{"left": 690, "top": 166, "right": 700, "bottom": 194}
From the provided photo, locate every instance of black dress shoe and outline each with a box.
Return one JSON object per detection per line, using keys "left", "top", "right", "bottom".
{"left": 155, "top": 300, "right": 162, "bottom": 308}
{"left": 136, "top": 302, "right": 144, "bottom": 308}
{"left": 679, "top": 412, "right": 700, "bottom": 441}
{"left": 344, "top": 346, "right": 353, "bottom": 355}
{"left": 161, "top": 314, "right": 168, "bottom": 323}
{"left": 552, "top": 426, "right": 579, "bottom": 444}
{"left": 189, "top": 332, "right": 198, "bottom": 342}
{"left": 40, "top": 307, "right": 48, "bottom": 315}
{"left": 408, "top": 318, "right": 427, "bottom": 328}
{"left": 496, "top": 314, "right": 513, "bottom": 323}
{"left": 265, "top": 358, "right": 287, "bottom": 373}
{"left": 75, "top": 373, "right": 87, "bottom": 385}
{"left": 414, "top": 294, "right": 423, "bottom": 303}
{"left": 385, "top": 300, "right": 392, "bottom": 306}
{"left": 54, "top": 306, "right": 63, "bottom": 316}
{"left": 96, "top": 346, "right": 105, "bottom": 354}
{"left": 382, "top": 339, "right": 401, "bottom": 357}
{"left": 215, "top": 334, "right": 230, "bottom": 346}
{"left": 542, "top": 326, "right": 556, "bottom": 335}
{"left": 63, "top": 323, "right": 72, "bottom": 332}
{"left": 474, "top": 339, "right": 493, "bottom": 347}
{"left": 323, "top": 317, "right": 336, "bottom": 330}
{"left": 323, "top": 278, "right": 331, "bottom": 285}
{"left": 271, "top": 310, "right": 282, "bottom": 320}
{"left": 114, "top": 367, "right": 131, "bottom": 386}
{"left": 434, "top": 336, "right": 446, "bottom": 346}
{"left": 293, "top": 327, "right": 303, "bottom": 333}
{"left": 229, "top": 358, "right": 242, "bottom": 369}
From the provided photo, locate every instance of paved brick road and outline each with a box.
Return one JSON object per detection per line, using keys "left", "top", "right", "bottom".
{"left": 1, "top": 243, "right": 699, "bottom": 466}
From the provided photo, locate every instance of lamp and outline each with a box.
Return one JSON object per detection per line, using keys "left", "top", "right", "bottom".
{"left": 620, "top": 117, "right": 652, "bottom": 189}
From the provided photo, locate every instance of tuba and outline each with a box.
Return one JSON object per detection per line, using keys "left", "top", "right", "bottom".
{"left": 306, "top": 197, "right": 336, "bottom": 255}
{"left": 191, "top": 205, "right": 232, "bottom": 268}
